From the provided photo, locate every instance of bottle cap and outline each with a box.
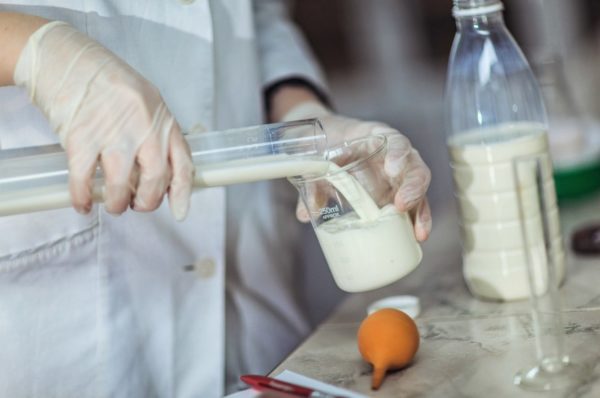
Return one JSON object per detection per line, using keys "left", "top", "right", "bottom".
{"left": 367, "top": 295, "right": 420, "bottom": 319}
{"left": 452, "top": 2, "right": 503, "bottom": 18}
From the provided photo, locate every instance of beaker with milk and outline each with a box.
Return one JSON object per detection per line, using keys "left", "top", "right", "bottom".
{"left": 289, "top": 135, "right": 423, "bottom": 293}
{"left": 445, "top": 0, "right": 565, "bottom": 301}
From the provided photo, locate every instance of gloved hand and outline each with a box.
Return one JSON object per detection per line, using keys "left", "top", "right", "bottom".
{"left": 13, "top": 21, "right": 194, "bottom": 220}
{"left": 283, "top": 102, "right": 432, "bottom": 241}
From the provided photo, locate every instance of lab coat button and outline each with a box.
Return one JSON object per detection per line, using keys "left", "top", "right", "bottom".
{"left": 189, "top": 123, "right": 205, "bottom": 134}
{"left": 178, "top": 0, "right": 195, "bottom": 5}
{"left": 194, "top": 258, "right": 216, "bottom": 279}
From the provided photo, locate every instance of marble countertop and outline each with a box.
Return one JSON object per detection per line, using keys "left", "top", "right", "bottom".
{"left": 271, "top": 194, "right": 600, "bottom": 397}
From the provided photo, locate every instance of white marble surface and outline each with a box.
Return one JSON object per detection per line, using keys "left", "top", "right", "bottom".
{"left": 271, "top": 194, "right": 600, "bottom": 397}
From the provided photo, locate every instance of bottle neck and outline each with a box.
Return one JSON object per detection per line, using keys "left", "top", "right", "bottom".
{"left": 455, "top": 11, "right": 505, "bottom": 31}
{"left": 454, "top": 8, "right": 504, "bottom": 32}
{"left": 453, "top": 0, "right": 505, "bottom": 31}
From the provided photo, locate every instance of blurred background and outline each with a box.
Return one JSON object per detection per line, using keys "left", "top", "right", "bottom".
{"left": 292, "top": 0, "right": 600, "bottom": 214}
{"left": 292, "top": 0, "right": 600, "bottom": 326}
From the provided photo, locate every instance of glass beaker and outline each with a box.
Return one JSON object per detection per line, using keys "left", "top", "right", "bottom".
{"left": 289, "top": 135, "right": 423, "bottom": 293}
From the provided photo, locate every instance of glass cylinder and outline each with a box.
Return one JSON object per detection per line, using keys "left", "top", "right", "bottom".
{"left": 0, "top": 119, "right": 328, "bottom": 217}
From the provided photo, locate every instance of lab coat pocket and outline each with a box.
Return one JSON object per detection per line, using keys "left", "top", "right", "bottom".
{"left": 0, "top": 206, "right": 98, "bottom": 271}
{"left": 0, "top": 229, "right": 101, "bottom": 397}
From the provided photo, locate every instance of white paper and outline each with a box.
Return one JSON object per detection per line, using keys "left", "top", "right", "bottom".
{"left": 224, "top": 388, "right": 258, "bottom": 398}
{"left": 224, "top": 370, "right": 368, "bottom": 398}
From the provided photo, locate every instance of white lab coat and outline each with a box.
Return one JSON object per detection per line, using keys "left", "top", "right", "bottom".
{"left": 0, "top": 1, "right": 327, "bottom": 397}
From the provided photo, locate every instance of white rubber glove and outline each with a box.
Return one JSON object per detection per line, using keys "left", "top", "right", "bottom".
{"left": 283, "top": 102, "right": 432, "bottom": 241}
{"left": 14, "top": 21, "right": 194, "bottom": 220}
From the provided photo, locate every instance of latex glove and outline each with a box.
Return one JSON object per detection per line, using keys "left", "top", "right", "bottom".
{"left": 14, "top": 21, "right": 194, "bottom": 220}
{"left": 283, "top": 102, "right": 432, "bottom": 241}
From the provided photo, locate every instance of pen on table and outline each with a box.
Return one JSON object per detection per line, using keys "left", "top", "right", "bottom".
{"left": 240, "top": 374, "right": 348, "bottom": 398}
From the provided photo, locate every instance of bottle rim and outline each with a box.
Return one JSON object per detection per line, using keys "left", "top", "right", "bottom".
{"left": 452, "top": 2, "right": 503, "bottom": 18}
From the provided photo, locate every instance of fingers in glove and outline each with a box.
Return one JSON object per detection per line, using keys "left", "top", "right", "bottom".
{"left": 67, "top": 147, "right": 99, "bottom": 214}
{"left": 413, "top": 197, "right": 432, "bottom": 242}
{"left": 167, "top": 125, "right": 194, "bottom": 221}
{"left": 101, "top": 148, "right": 136, "bottom": 215}
{"left": 394, "top": 149, "right": 431, "bottom": 212}
{"left": 342, "top": 120, "right": 389, "bottom": 142}
{"left": 132, "top": 132, "right": 170, "bottom": 212}
{"left": 380, "top": 132, "right": 412, "bottom": 179}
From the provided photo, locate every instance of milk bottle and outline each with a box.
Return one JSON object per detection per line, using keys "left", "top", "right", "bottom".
{"left": 445, "top": 0, "right": 564, "bottom": 300}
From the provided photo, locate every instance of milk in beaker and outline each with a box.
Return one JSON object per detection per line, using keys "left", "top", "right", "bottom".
{"left": 315, "top": 203, "right": 421, "bottom": 292}
{"left": 312, "top": 164, "right": 422, "bottom": 292}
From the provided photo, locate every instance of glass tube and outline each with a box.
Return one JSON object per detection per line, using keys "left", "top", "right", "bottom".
{"left": 512, "top": 153, "right": 586, "bottom": 391}
{"left": 0, "top": 119, "right": 328, "bottom": 217}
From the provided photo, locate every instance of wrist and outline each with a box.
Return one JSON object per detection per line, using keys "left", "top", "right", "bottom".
{"left": 267, "top": 81, "right": 330, "bottom": 122}
{"left": 0, "top": 12, "right": 48, "bottom": 86}
{"left": 280, "top": 101, "right": 331, "bottom": 122}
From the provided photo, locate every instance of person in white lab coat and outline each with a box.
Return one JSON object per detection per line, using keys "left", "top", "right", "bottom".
{"left": 0, "top": 1, "right": 432, "bottom": 397}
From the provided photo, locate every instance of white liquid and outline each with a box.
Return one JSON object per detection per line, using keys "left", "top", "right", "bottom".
{"left": 312, "top": 164, "right": 422, "bottom": 292}
{"left": 315, "top": 204, "right": 422, "bottom": 292}
{"left": 194, "top": 156, "right": 329, "bottom": 187}
{"left": 324, "top": 164, "right": 381, "bottom": 221}
{"left": 449, "top": 123, "right": 565, "bottom": 301}
{"left": 0, "top": 155, "right": 329, "bottom": 216}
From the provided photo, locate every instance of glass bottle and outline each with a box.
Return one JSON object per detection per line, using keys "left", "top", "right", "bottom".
{"left": 445, "top": 0, "right": 565, "bottom": 301}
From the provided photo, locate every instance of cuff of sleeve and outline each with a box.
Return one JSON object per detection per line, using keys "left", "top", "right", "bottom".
{"left": 280, "top": 101, "right": 331, "bottom": 123}
{"left": 264, "top": 77, "right": 331, "bottom": 119}
{"left": 13, "top": 21, "right": 68, "bottom": 98}
{"left": 260, "top": 51, "right": 329, "bottom": 100}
